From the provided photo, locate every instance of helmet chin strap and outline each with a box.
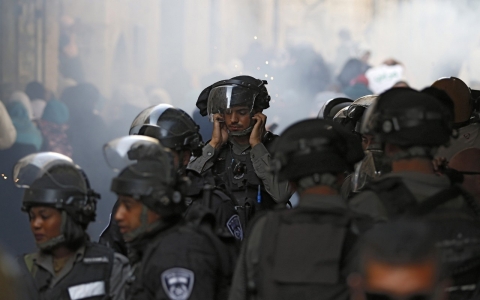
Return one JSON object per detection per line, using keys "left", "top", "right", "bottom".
{"left": 123, "top": 205, "right": 162, "bottom": 243}
{"left": 228, "top": 117, "right": 255, "bottom": 137}
{"left": 37, "top": 211, "right": 67, "bottom": 251}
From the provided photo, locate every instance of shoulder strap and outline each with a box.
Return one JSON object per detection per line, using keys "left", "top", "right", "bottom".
{"left": 408, "top": 185, "right": 463, "bottom": 216}
{"left": 409, "top": 184, "right": 480, "bottom": 217}
{"left": 365, "top": 177, "right": 418, "bottom": 217}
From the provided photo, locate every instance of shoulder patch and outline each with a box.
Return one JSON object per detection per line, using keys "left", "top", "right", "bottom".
{"left": 161, "top": 268, "right": 194, "bottom": 300}
{"left": 226, "top": 214, "right": 244, "bottom": 240}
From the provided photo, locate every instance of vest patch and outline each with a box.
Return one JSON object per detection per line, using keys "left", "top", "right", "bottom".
{"left": 161, "top": 268, "right": 194, "bottom": 300}
{"left": 226, "top": 215, "right": 243, "bottom": 240}
{"left": 68, "top": 281, "right": 105, "bottom": 300}
{"left": 83, "top": 256, "right": 109, "bottom": 264}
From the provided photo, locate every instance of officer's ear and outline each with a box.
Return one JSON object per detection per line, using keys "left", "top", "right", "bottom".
{"left": 347, "top": 273, "right": 366, "bottom": 300}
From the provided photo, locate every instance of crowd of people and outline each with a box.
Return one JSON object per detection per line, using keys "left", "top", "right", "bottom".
{"left": 1, "top": 52, "right": 480, "bottom": 300}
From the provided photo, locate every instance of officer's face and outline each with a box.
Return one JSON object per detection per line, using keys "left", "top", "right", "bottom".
{"left": 29, "top": 206, "right": 62, "bottom": 244}
{"left": 114, "top": 195, "right": 160, "bottom": 235}
{"left": 224, "top": 106, "right": 252, "bottom": 133}
{"left": 349, "top": 259, "right": 444, "bottom": 300}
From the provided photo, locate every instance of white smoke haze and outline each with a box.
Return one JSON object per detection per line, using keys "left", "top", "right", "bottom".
{"left": 5, "top": 0, "right": 480, "bottom": 242}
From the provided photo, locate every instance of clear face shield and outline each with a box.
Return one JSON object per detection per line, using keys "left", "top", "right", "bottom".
{"left": 104, "top": 135, "right": 176, "bottom": 198}
{"left": 13, "top": 152, "right": 78, "bottom": 189}
{"left": 207, "top": 84, "right": 259, "bottom": 136}
{"left": 351, "top": 134, "right": 390, "bottom": 193}
{"left": 103, "top": 135, "right": 163, "bottom": 172}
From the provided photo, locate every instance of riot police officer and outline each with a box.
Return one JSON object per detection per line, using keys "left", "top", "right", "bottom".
{"left": 104, "top": 136, "right": 236, "bottom": 300}
{"left": 349, "top": 87, "right": 480, "bottom": 300}
{"left": 14, "top": 152, "right": 129, "bottom": 300}
{"left": 229, "top": 119, "right": 370, "bottom": 300}
{"left": 129, "top": 104, "right": 242, "bottom": 240}
{"left": 190, "top": 75, "right": 291, "bottom": 227}
{"left": 332, "top": 95, "right": 390, "bottom": 198}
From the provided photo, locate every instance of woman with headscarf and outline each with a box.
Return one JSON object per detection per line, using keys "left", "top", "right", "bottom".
{"left": 0, "top": 101, "right": 16, "bottom": 150}
{"left": 37, "top": 98, "right": 72, "bottom": 157}
{"left": 25, "top": 81, "right": 47, "bottom": 120}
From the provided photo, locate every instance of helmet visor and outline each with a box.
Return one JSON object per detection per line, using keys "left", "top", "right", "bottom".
{"left": 207, "top": 85, "right": 259, "bottom": 121}
{"left": 13, "top": 152, "right": 76, "bottom": 188}
{"left": 359, "top": 97, "right": 380, "bottom": 135}
{"left": 351, "top": 150, "right": 382, "bottom": 192}
{"left": 103, "top": 136, "right": 162, "bottom": 172}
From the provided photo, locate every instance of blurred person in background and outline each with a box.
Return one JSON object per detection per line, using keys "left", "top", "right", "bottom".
{"left": 343, "top": 74, "right": 373, "bottom": 100}
{"left": 0, "top": 100, "right": 36, "bottom": 256}
{"left": 37, "top": 97, "right": 72, "bottom": 157}
{"left": 0, "top": 101, "right": 16, "bottom": 150}
{"left": 59, "top": 15, "right": 85, "bottom": 83}
{"left": 61, "top": 83, "right": 113, "bottom": 239}
{"left": 14, "top": 152, "right": 129, "bottom": 300}
{"left": 348, "top": 220, "right": 448, "bottom": 300}
{"left": 337, "top": 58, "right": 370, "bottom": 93}
{"left": 25, "top": 81, "right": 47, "bottom": 121}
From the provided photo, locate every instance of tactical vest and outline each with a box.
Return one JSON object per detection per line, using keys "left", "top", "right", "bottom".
{"left": 213, "top": 133, "right": 278, "bottom": 227}
{"left": 365, "top": 177, "right": 480, "bottom": 300}
{"left": 248, "top": 206, "right": 371, "bottom": 300}
{"left": 22, "top": 242, "right": 114, "bottom": 300}
{"left": 126, "top": 217, "right": 235, "bottom": 300}
{"left": 184, "top": 169, "right": 244, "bottom": 241}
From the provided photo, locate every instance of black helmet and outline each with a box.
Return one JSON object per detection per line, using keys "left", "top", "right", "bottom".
{"left": 105, "top": 136, "right": 186, "bottom": 218}
{"left": 14, "top": 152, "right": 98, "bottom": 226}
{"left": 196, "top": 75, "right": 270, "bottom": 118}
{"left": 334, "top": 95, "right": 377, "bottom": 134}
{"left": 318, "top": 97, "right": 353, "bottom": 120}
{"left": 129, "top": 104, "right": 204, "bottom": 157}
{"left": 14, "top": 152, "right": 99, "bottom": 250}
{"left": 361, "top": 87, "right": 454, "bottom": 147}
{"left": 271, "top": 119, "right": 364, "bottom": 183}
{"left": 196, "top": 75, "right": 270, "bottom": 137}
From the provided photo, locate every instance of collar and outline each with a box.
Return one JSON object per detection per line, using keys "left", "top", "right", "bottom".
{"left": 32, "top": 245, "right": 86, "bottom": 286}
{"left": 228, "top": 138, "right": 251, "bottom": 154}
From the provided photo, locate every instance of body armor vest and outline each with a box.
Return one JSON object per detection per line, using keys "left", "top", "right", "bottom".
{"left": 126, "top": 219, "right": 234, "bottom": 300}
{"left": 248, "top": 205, "right": 370, "bottom": 300}
{"left": 365, "top": 177, "right": 480, "bottom": 300}
{"left": 23, "top": 242, "right": 114, "bottom": 300}
{"left": 213, "top": 133, "right": 277, "bottom": 227}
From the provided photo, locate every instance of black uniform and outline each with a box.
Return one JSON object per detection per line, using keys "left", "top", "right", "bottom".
{"left": 126, "top": 218, "right": 236, "bottom": 300}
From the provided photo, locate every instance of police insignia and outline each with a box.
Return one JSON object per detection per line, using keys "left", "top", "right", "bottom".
{"left": 161, "top": 268, "right": 194, "bottom": 300}
{"left": 226, "top": 215, "right": 244, "bottom": 240}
